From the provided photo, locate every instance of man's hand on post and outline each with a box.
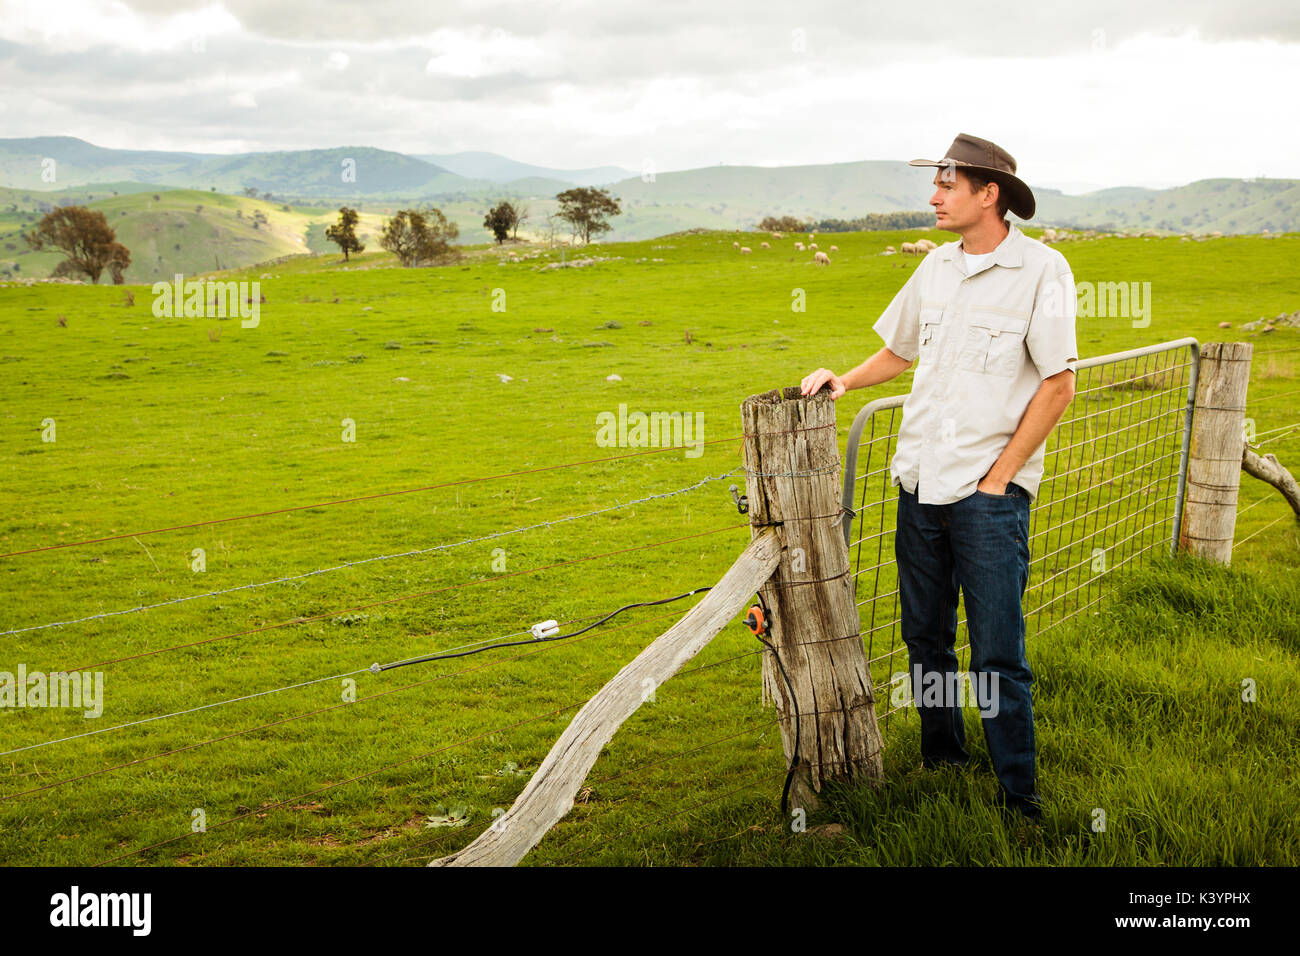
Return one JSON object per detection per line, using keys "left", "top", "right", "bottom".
{"left": 800, "top": 368, "right": 846, "bottom": 400}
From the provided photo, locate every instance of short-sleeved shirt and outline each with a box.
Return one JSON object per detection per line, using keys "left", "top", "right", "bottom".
{"left": 871, "top": 222, "right": 1078, "bottom": 505}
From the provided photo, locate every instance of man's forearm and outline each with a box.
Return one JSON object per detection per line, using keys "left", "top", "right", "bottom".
{"left": 984, "top": 371, "right": 1076, "bottom": 486}
{"left": 840, "top": 347, "right": 913, "bottom": 391}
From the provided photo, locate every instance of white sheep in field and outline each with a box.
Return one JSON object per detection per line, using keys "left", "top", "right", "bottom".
{"left": 809, "top": 242, "right": 818, "bottom": 250}
{"left": 814, "top": 251, "right": 830, "bottom": 265}
{"left": 830, "top": 244, "right": 838, "bottom": 252}
{"left": 760, "top": 241, "right": 770, "bottom": 249}
{"left": 807, "top": 233, "right": 815, "bottom": 240}
{"left": 740, "top": 246, "right": 752, "bottom": 254}
{"left": 794, "top": 241, "right": 805, "bottom": 251}
{"left": 901, "top": 241, "right": 918, "bottom": 255}
{"left": 915, "top": 239, "right": 937, "bottom": 252}
{"left": 773, "top": 232, "right": 784, "bottom": 239}
{"left": 733, "top": 241, "right": 740, "bottom": 248}
{"left": 885, "top": 245, "right": 896, "bottom": 253}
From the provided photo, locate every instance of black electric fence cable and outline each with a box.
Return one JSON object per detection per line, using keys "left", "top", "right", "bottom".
{"left": 748, "top": 589, "right": 801, "bottom": 819}
{"left": 1, "top": 603, "right": 693, "bottom": 772}
{"left": 60, "top": 523, "right": 745, "bottom": 672}
{"left": 372, "top": 587, "right": 713, "bottom": 672}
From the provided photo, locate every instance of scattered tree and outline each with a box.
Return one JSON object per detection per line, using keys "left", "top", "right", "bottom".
{"left": 758, "top": 215, "right": 812, "bottom": 232}
{"left": 325, "top": 206, "right": 365, "bottom": 261}
{"left": 24, "top": 206, "right": 131, "bottom": 284}
{"left": 107, "top": 243, "right": 131, "bottom": 284}
{"left": 379, "top": 207, "right": 459, "bottom": 266}
{"left": 812, "top": 211, "right": 936, "bottom": 232}
{"left": 483, "top": 200, "right": 518, "bottom": 244}
{"left": 555, "top": 187, "right": 621, "bottom": 244}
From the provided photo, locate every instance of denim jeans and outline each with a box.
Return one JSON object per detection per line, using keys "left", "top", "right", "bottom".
{"left": 895, "top": 480, "right": 1040, "bottom": 813}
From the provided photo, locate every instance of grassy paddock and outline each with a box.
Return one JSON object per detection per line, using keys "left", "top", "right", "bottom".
{"left": 0, "top": 227, "right": 1296, "bottom": 866}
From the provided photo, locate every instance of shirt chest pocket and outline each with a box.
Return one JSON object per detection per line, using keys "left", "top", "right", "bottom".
{"left": 917, "top": 307, "right": 945, "bottom": 366}
{"left": 958, "top": 310, "right": 1029, "bottom": 377}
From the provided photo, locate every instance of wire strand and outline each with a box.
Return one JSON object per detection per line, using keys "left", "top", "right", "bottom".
{"left": 2, "top": 469, "right": 741, "bottom": 637}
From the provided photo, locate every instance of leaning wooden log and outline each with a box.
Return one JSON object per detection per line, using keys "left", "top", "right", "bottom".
{"left": 1242, "top": 445, "right": 1300, "bottom": 518}
{"left": 429, "top": 526, "right": 783, "bottom": 867}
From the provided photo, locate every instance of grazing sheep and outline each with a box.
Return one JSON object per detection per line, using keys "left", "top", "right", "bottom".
{"left": 773, "top": 232, "right": 784, "bottom": 239}
{"left": 814, "top": 251, "right": 830, "bottom": 265}
{"left": 829, "top": 244, "right": 838, "bottom": 252}
{"left": 794, "top": 241, "right": 805, "bottom": 251}
{"left": 809, "top": 242, "right": 818, "bottom": 250}
{"left": 901, "top": 241, "right": 918, "bottom": 255}
{"left": 916, "top": 239, "right": 937, "bottom": 252}
{"left": 807, "top": 233, "right": 815, "bottom": 240}
{"left": 740, "top": 246, "right": 752, "bottom": 254}
{"left": 760, "top": 241, "right": 770, "bottom": 249}
{"left": 733, "top": 241, "right": 740, "bottom": 248}
{"left": 885, "top": 245, "right": 896, "bottom": 253}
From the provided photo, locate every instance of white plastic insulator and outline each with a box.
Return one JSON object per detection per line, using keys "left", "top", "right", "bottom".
{"left": 530, "top": 620, "right": 560, "bottom": 639}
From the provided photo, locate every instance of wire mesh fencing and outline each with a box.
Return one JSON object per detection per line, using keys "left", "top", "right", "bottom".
{"left": 840, "top": 338, "right": 1200, "bottom": 725}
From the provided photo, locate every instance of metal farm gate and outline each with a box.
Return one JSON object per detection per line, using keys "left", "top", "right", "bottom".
{"left": 839, "top": 338, "right": 1200, "bottom": 722}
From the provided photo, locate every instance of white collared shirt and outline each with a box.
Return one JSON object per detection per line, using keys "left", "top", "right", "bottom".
{"left": 871, "top": 222, "right": 1078, "bottom": 505}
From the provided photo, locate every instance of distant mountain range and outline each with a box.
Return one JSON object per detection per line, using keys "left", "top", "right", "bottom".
{"left": 414, "top": 151, "right": 632, "bottom": 186}
{"left": 1, "top": 137, "right": 1297, "bottom": 249}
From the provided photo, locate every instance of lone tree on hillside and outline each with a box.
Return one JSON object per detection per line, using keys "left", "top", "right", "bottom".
{"left": 325, "top": 206, "right": 365, "bottom": 261}
{"left": 555, "top": 187, "right": 621, "bottom": 244}
{"left": 379, "top": 207, "right": 459, "bottom": 266}
{"left": 483, "top": 200, "right": 519, "bottom": 244}
{"left": 24, "top": 206, "right": 132, "bottom": 284}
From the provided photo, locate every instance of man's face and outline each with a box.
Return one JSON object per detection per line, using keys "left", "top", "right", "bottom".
{"left": 930, "top": 169, "right": 992, "bottom": 233}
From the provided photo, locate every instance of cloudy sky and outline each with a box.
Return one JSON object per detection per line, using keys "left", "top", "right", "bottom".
{"left": 1, "top": 0, "right": 1296, "bottom": 191}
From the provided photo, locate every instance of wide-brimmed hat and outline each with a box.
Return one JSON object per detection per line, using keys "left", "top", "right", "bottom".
{"left": 909, "top": 133, "right": 1035, "bottom": 220}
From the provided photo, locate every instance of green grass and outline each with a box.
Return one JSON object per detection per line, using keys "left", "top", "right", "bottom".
{"left": 0, "top": 227, "right": 1297, "bottom": 866}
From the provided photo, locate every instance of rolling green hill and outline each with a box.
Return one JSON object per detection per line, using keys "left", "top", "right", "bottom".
{"left": 4, "top": 138, "right": 1299, "bottom": 280}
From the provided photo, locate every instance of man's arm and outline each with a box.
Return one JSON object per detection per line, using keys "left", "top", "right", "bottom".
{"left": 800, "top": 347, "right": 914, "bottom": 399}
{"left": 978, "top": 369, "right": 1075, "bottom": 494}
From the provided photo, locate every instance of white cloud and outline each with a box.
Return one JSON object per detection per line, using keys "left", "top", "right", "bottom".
{"left": 0, "top": 4, "right": 1295, "bottom": 186}
{"left": 422, "top": 27, "right": 550, "bottom": 79}
{"left": 0, "top": 0, "right": 240, "bottom": 53}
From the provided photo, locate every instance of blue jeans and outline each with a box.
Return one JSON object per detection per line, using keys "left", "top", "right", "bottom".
{"left": 895, "top": 481, "right": 1039, "bottom": 814}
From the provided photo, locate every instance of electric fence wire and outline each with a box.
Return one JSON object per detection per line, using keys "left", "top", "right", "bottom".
{"left": 0, "top": 437, "right": 751, "bottom": 560}
{"left": 1254, "top": 421, "right": 1300, "bottom": 445}
{"left": 2, "top": 418, "right": 838, "bottom": 563}
{"left": 59, "top": 523, "right": 748, "bottom": 673}
{"left": 2, "top": 469, "right": 743, "bottom": 637}
{"left": 1, "top": 599, "right": 702, "bottom": 763}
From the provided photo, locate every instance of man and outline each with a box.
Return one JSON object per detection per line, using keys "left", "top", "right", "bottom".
{"left": 800, "top": 133, "right": 1077, "bottom": 823}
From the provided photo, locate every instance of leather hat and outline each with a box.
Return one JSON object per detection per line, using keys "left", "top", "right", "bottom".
{"left": 909, "top": 133, "right": 1035, "bottom": 220}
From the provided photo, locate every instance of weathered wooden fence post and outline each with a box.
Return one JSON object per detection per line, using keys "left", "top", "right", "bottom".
{"left": 1181, "top": 342, "right": 1253, "bottom": 563}
{"left": 741, "top": 386, "right": 884, "bottom": 812}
